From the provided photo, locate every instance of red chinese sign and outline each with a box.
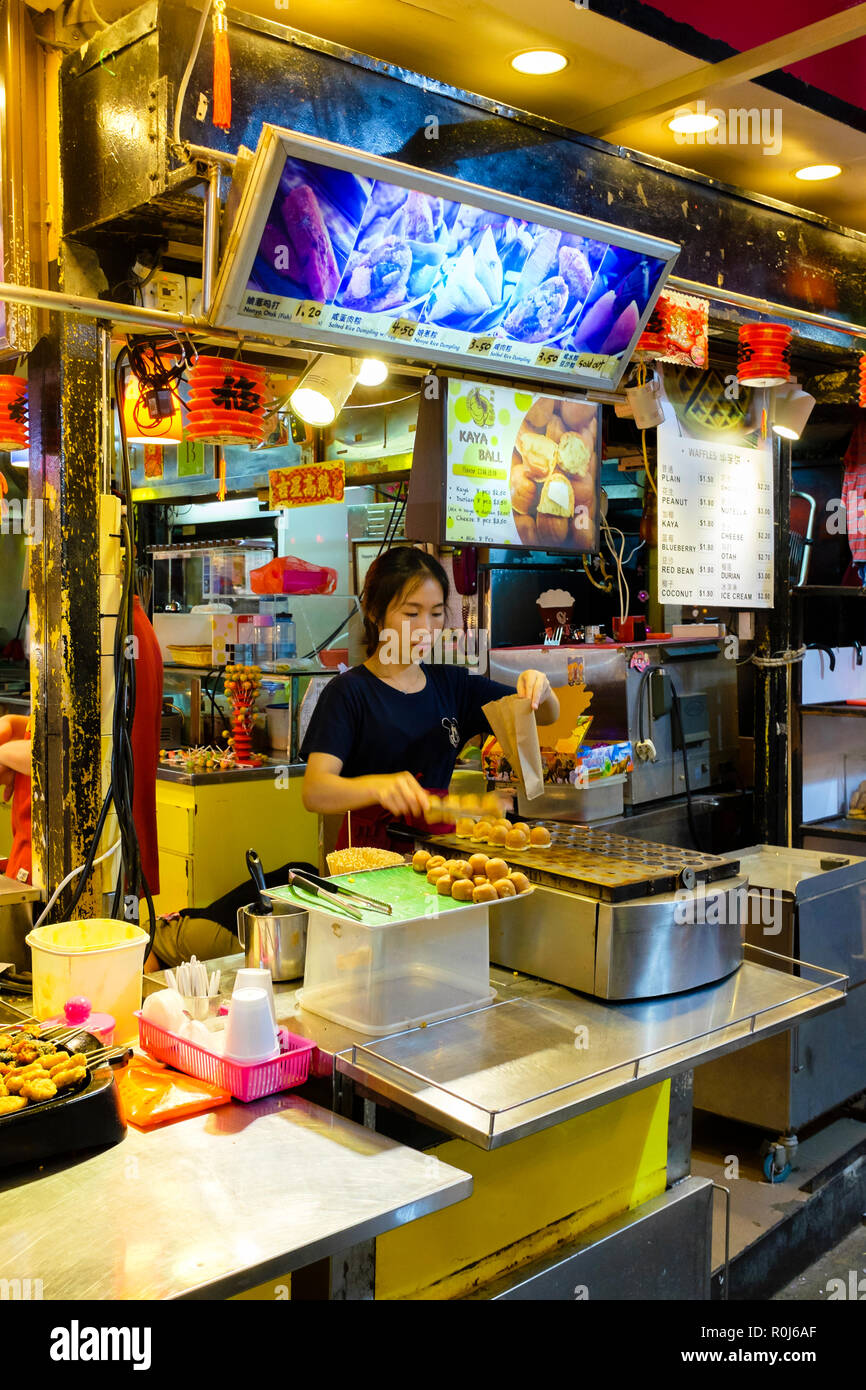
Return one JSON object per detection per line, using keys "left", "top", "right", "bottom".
{"left": 268, "top": 462, "right": 345, "bottom": 510}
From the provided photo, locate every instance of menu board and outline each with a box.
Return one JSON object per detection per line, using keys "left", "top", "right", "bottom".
{"left": 657, "top": 369, "right": 774, "bottom": 607}
{"left": 210, "top": 126, "right": 679, "bottom": 393}
{"left": 439, "top": 379, "right": 600, "bottom": 552}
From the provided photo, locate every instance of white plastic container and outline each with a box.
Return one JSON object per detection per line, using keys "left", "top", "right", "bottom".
{"left": 26, "top": 919, "right": 149, "bottom": 1044}
{"left": 297, "top": 892, "right": 495, "bottom": 1036}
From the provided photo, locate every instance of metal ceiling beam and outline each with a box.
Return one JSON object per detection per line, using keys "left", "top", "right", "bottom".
{"left": 581, "top": 2, "right": 866, "bottom": 134}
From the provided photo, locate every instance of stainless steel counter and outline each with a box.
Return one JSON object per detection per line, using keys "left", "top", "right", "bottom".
{"left": 0, "top": 874, "right": 39, "bottom": 906}
{"left": 0, "top": 1090, "right": 471, "bottom": 1300}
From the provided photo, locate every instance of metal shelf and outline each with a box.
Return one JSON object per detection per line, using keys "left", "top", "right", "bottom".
{"left": 336, "top": 944, "right": 847, "bottom": 1149}
{"left": 791, "top": 586, "right": 866, "bottom": 598}
{"left": 800, "top": 704, "right": 866, "bottom": 718}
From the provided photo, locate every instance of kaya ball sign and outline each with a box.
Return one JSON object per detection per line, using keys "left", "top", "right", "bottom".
{"left": 445, "top": 379, "right": 600, "bottom": 552}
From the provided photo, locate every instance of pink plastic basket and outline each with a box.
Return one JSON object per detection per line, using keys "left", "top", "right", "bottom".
{"left": 135, "top": 1013, "right": 314, "bottom": 1102}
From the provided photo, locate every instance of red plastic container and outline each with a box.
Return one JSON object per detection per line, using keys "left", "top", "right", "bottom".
{"left": 136, "top": 1013, "right": 314, "bottom": 1102}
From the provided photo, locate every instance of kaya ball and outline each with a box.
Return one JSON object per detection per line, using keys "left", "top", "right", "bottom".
{"left": 505, "top": 827, "right": 530, "bottom": 851}
{"left": 486, "top": 858, "right": 509, "bottom": 883}
{"left": 472, "top": 820, "right": 492, "bottom": 842}
{"left": 427, "top": 866, "right": 448, "bottom": 885}
{"left": 473, "top": 882, "right": 498, "bottom": 904}
{"left": 451, "top": 878, "right": 475, "bottom": 902}
{"left": 456, "top": 817, "right": 475, "bottom": 839}
{"left": 427, "top": 855, "right": 446, "bottom": 871}
{"left": 412, "top": 850, "right": 432, "bottom": 873}
{"left": 424, "top": 795, "right": 443, "bottom": 823}
{"left": 529, "top": 825, "right": 552, "bottom": 847}
{"left": 508, "top": 871, "right": 531, "bottom": 894}
{"left": 447, "top": 859, "right": 471, "bottom": 880}
{"left": 437, "top": 875, "right": 453, "bottom": 896}
{"left": 513, "top": 822, "right": 530, "bottom": 836}
{"left": 495, "top": 879, "right": 517, "bottom": 898}
{"left": 468, "top": 852, "right": 490, "bottom": 876}
{"left": 488, "top": 825, "right": 508, "bottom": 847}
{"left": 473, "top": 874, "right": 489, "bottom": 888}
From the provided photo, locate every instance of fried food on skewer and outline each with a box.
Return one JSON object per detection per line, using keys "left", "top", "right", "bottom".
{"left": 0, "top": 1096, "right": 27, "bottom": 1115}
{"left": 21, "top": 1077, "right": 58, "bottom": 1104}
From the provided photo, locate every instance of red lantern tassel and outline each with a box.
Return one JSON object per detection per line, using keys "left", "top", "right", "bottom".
{"left": 212, "top": 0, "right": 231, "bottom": 132}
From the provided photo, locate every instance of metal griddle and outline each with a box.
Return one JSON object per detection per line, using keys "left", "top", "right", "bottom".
{"left": 425, "top": 824, "right": 740, "bottom": 903}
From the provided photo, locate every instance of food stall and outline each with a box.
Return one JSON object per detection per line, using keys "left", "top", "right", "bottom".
{"left": 2, "top": 0, "right": 866, "bottom": 1315}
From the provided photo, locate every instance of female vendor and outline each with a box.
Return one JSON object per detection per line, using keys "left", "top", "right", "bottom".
{"left": 301, "top": 546, "right": 559, "bottom": 849}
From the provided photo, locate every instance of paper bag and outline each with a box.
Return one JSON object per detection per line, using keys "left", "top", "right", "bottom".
{"left": 483, "top": 694, "right": 545, "bottom": 800}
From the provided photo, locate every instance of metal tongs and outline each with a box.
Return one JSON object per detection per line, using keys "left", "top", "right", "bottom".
{"left": 282, "top": 868, "right": 393, "bottom": 919}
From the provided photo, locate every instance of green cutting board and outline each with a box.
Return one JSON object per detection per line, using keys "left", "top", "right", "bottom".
{"left": 271, "top": 864, "right": 486, "bottom": 928}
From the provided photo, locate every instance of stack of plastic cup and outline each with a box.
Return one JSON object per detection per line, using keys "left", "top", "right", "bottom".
{"left": 223, "top": 987, "right": 279, "bottom": 1063}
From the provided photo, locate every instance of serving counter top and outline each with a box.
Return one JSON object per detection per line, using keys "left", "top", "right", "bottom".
{"left": 157, "top": 758, "right": 305, "bottom": 786}
{"left": 0, "top": 1088, "right": 471, "bottom": 1301}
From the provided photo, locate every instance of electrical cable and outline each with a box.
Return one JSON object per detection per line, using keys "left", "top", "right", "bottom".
{"left": 172, "top": 0, "right": 214, "bottom": 154}
{"left": 34, "top": 840, "right": 122, "bottom": 931}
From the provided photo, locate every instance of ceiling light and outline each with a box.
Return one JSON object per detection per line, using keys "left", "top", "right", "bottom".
{"left": 510, "top": 50, "right": 568, "bottom": 75}
{"left": 772, "top": 382, "right": 816, "bottom": 441}
{"left": 289, "top": 354, "right": 359, "bottom": 427}
{"left": 794, "top": 164, "right": 842, "bottom": 181}
{"left": 357, "top": 358, "right": 389, "bottom": 387}
{"left": 10, "top": 452, "right": 28, "bottom": 468}
{"left": 668, "top": 111, "right": 719, "bottom": 135}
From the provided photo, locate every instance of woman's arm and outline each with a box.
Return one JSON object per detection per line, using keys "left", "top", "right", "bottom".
{"left": 516, "top": 670, "right": 560, "bottom": 725}
{"left": 0, "top": 740, "right": 31, "bottom": 777}
{"left": 302, "top": 752, "right": 430, "bottom": 818}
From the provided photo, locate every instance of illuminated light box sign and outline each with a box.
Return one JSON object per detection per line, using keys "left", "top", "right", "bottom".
{"left": 210, "top": 126, "right": 680, "bottom": 393}
{"left": 405, "top": 378, "right": 601, "bottom": 555}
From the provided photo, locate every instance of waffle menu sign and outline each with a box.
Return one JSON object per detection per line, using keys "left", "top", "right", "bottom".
{"left": 656, "top": 367, "right": 774, "bottom": 608}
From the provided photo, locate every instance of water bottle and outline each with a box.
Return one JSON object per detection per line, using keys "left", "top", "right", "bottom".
{"left": 275, "top": 613, "right": 296, "bottom": 661}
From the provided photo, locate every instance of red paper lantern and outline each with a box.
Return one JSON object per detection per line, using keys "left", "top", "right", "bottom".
{"left": 859, "top": 354, "right": 866, "bottom": 408}
{"left": 185, "top": 356, "right": 267, "bottom": 445}
{"left": 737, "top": 323, "right": 792, "bottom": 388}
{"left": 0, "top": 375, "right": 28, "bottom": 451}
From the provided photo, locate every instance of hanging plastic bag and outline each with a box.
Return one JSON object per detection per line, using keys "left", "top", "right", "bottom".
{"left": 249, "top": 555, "right": 338, "bottom": 595}
{"left": 114, "top": 1057, "right": 232, "bottom": 1129}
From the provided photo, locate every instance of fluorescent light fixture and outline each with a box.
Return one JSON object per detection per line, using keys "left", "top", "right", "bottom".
{"left": 289, "top": 354, "right": 359, "bottom": 427}
{"left": 10, "top": 451, "right": 28, "bottom": 467}
{"left": 794, "top": 164, "right": 842, "bottom": 181}
{"left": 668, "top": 111, "right": 719, "bottom": 134}
{"left": 772, "top": 382, "right": 816, "bottom": 440}
{"left": 511, "top": 50, "right": 568, "bottom": 75}
{"left": 357, "top": 358, "right": 389, "bottom": 387}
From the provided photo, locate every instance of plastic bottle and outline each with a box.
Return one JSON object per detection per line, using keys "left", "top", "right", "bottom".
{"left": 275, "top": 613, "right": 296, "bottom": 660}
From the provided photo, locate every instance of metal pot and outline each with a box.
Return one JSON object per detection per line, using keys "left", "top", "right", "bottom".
{"left": 236, "top": 901, "right": 308, "bottom": 982}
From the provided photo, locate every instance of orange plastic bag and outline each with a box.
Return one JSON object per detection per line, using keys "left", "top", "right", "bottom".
{"left": 115, "top": 1057, "right": 232, "bottom": 1129}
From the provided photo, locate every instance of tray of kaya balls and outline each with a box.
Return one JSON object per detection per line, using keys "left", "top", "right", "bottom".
{"left": 418, "top": 812, "right": 740, "bottom": 904}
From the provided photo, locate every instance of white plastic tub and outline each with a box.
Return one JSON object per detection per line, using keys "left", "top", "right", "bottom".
{"left": 26, "top": 919, "right": 149, "bottom": 1044}
{"left": 294, "top": 868, "right": 495, "bottom": 1036}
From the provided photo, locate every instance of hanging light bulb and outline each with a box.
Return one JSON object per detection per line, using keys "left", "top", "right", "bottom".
{"left": 289, "top": 354, "right": 359, "bottom": 427}
{"left": 357, "top": 358, "right": 389, "bottom": 387}
{"left": 771, "top": 381, "right": 816, "bottom": 441}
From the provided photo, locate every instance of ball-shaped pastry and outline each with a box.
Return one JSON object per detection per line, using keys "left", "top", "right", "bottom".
{"left": 473, "top": 875, "right": 489, "bottom": 888}
{"left": 412, "top": 850, "right": 432, "bottom": 873}
{"left": 492, "top": 819, "right": 511, "bottom": 835}
{"left": 495, "top": 879, "right": 517, "bottom": 898}
{"left": 471, "top": 820, "right": 492, "bottom": 842}
{"left": 505, "top": 827, "right": 530, "bottom": 851}
{"left": 473, "top": 882, "right": 499, "bottom": 903}
{"left": 456, "top": 818, "right": 475, "bottom": 839}
{"left": 468, "top": 852, "right": 490, "bottom": 876}
{"left": 485, "top": 858, "right": 509, "bottom": 883}
{"left": 460, "top": 793, "right": 482, "bottom": 812}
{"left": 488, "top": 825, "right": 509, "bottom": 847}
{"left": 529, "top": 825, "right": 552, "bottom": 847}
{"left": 423, "top": 795, "right": 443, "bottom": 823}
{"left": 451, "top": 878, "right": 475, "bottom": 902}
{"left": 437, "top": 875, "right": 453, "bottom": 896}
{"left": 508, "top": 871, "right": 531, "bottom": 894}
{"left": 427, "top": 855, "right": 446, "bottom": 870}
{"left": 427, "top": 866, "right": 448, "bottom": 885}
{"left": 513, "top": 822, "right": 530, "bottom": 836}
{"left": 447, "top": 859, "right": 472, "bottom": 880}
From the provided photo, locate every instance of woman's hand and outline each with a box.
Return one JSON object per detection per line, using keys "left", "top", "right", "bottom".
{"left": 371, "top": 772, "right": 430, "bottom": 819}
{"left": 517, "top": 669, "right": 560, "bottom": 724}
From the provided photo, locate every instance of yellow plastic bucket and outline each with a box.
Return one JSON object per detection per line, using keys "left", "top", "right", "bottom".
{"left": 26, "top": 919, "right": 149, "bottom": 1044}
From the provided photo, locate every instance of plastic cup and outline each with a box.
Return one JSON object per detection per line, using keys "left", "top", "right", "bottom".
{"left": 233, "top": 968, "right": 277, "bottom": 1026}
{"left": 224, "top": 987, "right": 279, "bottom": 1062}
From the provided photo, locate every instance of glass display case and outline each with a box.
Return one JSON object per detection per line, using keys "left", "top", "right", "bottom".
{"left": 151, "top": 540, "right": 274, "bottom": 611}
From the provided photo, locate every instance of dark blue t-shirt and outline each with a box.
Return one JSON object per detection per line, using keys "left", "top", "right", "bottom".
{"left": 300, "top": 663, "right": 514, "bottom": 788}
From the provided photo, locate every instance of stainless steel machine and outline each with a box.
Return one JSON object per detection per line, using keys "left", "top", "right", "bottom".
{"left": 693, "top": 844, "right": 866, "bottom": 1133}
{"left": 490, "top": 640, "right": 738, "bottom": 806}
{"left": 420, "top": 823, "right": 747, "bottom": 1000}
